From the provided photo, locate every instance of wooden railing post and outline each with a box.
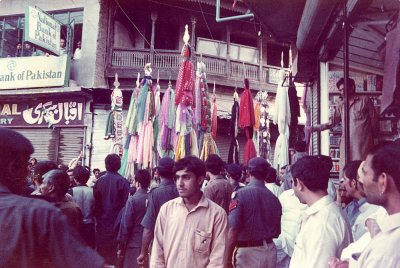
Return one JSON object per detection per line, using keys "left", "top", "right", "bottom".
{"left": 150, "top": 11, "right": 158, "bottom": 64}
{"left": 226, "top": 26, "right": 231, "bottom": 77}
{"left": 258, "top": 36, "right": 263, "bottom": 81}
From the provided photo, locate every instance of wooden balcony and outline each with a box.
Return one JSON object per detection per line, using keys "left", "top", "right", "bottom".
{"left": 106, "top": 48, "right": 282, "bottom": 91}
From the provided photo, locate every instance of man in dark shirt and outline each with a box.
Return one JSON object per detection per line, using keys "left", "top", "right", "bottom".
{"left": 226, "top": 163, "right": 244, "bottom": 192}
{"left": 204, "top": 154, "right": 233, "bottom": 213}
{"left": 118, "top": 169, "right": 151, "bottom": 268}
{"left": 137, "top": 157, "right": 178, "bottom": 265}
{"left": 0, "top": 127, "right": 105, "bottom": 268}
{"left": 94, "top": 154, "right": 130, "bottom": 265}
{"left": 228, "top": 157, "right": 282, "bottom": 268}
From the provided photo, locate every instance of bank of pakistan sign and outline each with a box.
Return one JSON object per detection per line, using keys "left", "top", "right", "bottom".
{"left": 24, "top": 5, "right": 61, "bottom": 55}
{"left": 0, "top": 55, "right": 67, "bottom": 89}
{"left": 0, "top": 98, "right": 85, "bottom": 127}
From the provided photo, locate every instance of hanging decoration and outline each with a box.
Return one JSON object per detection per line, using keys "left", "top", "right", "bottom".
{"left": 120, "top": 73, "right": 141, "bottom": 179}
{"left": 228, "top": 89, "right": 240, "bottom": 164}
{"left": 136, "top": 63, "right": 156, "bottom": 169}
{"left": 158, "top": 79, "right": 177, "bottom": 158}
{"left": 196, "top": 64, "right": 218, "bottom": 161}
{"left": 255, "top": 89, "right": 271, "bottom": 160}
{"left": 211, "top": 81, "right": 218, "bottom": 140}
{"left": 105, "top": 74, "right": 123, "bottom": 156}
{"left": 174, "top": 25, "right": 199, "bottom": 160}
{"left": 273, "top": 52, "right": 291, "bottom": 169}
{"left": 287, "top": 46, "right": 301, "bottom": 148}
{"left": 238, "top": 78, "right": 256, "bottom": 166}
{"left": 153, "top": 70, "right": 161, "bottom": 166}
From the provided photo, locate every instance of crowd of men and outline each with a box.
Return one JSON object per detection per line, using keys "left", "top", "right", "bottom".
{"left": 0, "top": 127, "right": 399, "bottom": 268}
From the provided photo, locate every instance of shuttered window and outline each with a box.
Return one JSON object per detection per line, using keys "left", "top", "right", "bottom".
{"left": 15, "top": 128, "right": 58, "bottom": 162}
{"left": 58, "top": 127, "right": 84, "bottom": 166}
{"left": 13, "top": 127, "right": 84, "bottom": 165}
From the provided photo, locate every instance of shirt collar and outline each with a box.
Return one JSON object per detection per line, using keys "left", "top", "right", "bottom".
{"left": 378, "top": 212, "right": 400, "bottom": 233}
{"left": 175, "top": 194, "right": 209, "bottom": 211}
{"left": 357, "top": 197, "right": 367, "bottom": 207}
{"left": 305, "top": 195, "right": 334, "bottom": 216}
{"left": 209, "top": 175, "right": 225, "bottom": 182}
{"left": 247, "top": 179, "right": 266, "bottom": 188}
{"left": 159, "top": 180, "right": 175, "bottom": 187}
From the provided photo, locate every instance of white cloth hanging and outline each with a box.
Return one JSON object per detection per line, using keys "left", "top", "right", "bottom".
{"left": 273, "top": 70, "right": 291, "bottom": 169}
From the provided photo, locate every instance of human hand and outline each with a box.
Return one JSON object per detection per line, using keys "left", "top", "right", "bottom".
{"left": 137, "top": 253, "right": 148, "bottom": 265}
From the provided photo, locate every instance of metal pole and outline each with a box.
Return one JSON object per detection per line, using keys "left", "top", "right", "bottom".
{"left": 343, "top": 0, "right": 350, "bottom": 165}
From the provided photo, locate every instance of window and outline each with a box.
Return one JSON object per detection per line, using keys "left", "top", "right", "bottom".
{"left": 0, "top": 9, "right": 83, "bottom": 58}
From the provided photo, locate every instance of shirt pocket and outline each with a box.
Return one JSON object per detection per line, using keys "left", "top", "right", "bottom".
{"left": 194, "top": 229, "right": 212, "bottom": 254}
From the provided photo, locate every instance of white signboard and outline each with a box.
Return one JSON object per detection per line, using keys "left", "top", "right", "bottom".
{"left": 0, "top": 55, "right": 68, "bottom": 89}
{"left": 24, "top": 5, "right": 61, "bottom": 55}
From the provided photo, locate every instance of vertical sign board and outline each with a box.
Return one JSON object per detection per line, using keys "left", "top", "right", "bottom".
{"left": 24, "top": 5, "right": 61, "bottom": 55}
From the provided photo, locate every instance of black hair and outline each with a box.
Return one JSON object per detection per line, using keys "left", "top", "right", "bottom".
{"left": 291, "top": 156, "right": 329, "bottom": 192}
{"left": 294, "top": 141, "right": 307, "bottom": 152}
{"left": 105, "top": 154, "right": 121, "bottom": 172}
{"left": 33, "top": 161, "right": 58, "bottom": 184}
{"left": 93, "top": 168, "right": 100, "bottom": 174}
{"left": 73, "top": 166, "right": 90, "bottom": 185}
{"left": 265, "top": 167, "right": 277, "bottom": 183}
{"left": 336, "top": 78, "right": 355, "bottom": 90}
{"left": 135, "top": 169, "right": 151, "bottom": 189}
{"left": 174, "top": 156, "right": 206, "bottom": 179}
{"left": 205, "top": 154, "right": 224, "bottom": 175}
{"left": 158, "top": 167, "right": 174, "bottom": 180}
{"left": 44, "top": 169, "right": 70, "bottom": 197}
{"left": 343, "top": 160, "right": 362, "bottom": 182}
{"left": 369, "top": 141, "right": 400, "bottom": 192}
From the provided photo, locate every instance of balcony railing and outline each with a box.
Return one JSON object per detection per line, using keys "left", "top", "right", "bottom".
{"left": 111, "top": 48, "right": 282, "bottom": 84}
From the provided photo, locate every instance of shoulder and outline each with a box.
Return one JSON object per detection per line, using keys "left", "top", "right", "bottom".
{"left": 207, "top": 199, "right": 227, "bottom": 217}
{"left": 159, "top": 197, "right": 180, "bottom": 211}
{"left": 4, "top": 194, "right": 65, "bottom": 220}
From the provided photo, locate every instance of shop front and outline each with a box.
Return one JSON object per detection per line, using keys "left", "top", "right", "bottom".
{"left": 0, "top": 97, "right": 87, "bottom": 166}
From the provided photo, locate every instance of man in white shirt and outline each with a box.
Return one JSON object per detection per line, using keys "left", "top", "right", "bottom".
{"left": 274, "top": 189, "right": 307, "bottom": 268}
{"left": 330, "top": 142, "right": 400, "bottom": 268}
{"left": 289, "top": 156, "right": 352, "bottom": 268}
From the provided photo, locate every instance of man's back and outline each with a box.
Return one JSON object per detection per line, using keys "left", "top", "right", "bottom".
{"left": 72, "top": 186, "right": 95, "bottom": 223}
{"left": 94, "top": 171, "right": 130, "bottom": 233}
{"left": 204, "top": 176, "right": 233, "bottom": 213}
{"left": 119, "top": 189, "right": 148, "bottom": 247}
{"left": 229, "top": 179, "right": 282, "bottom": 242}
{"left": 0, "top": 186, "right": 104, "bottom": 268}
{"left": 290, "top": 195, "right": 352, "bottom": 268}
{"left": 141, "top": 180, "right": 178, "bottom": 231}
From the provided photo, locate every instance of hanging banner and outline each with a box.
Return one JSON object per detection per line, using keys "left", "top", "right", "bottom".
{"left": 0, "top": 98, "right": 85, "bottom": 127}
{"left": 24, "top": 5, "right": 61, "bottom": 55}
{"left": 0, "top": 55, "right": 67, "bottom": 90}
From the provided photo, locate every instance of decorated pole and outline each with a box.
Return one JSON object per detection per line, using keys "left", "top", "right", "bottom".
{"left": 174, "top": 25, "right": 199, "bottom": 160}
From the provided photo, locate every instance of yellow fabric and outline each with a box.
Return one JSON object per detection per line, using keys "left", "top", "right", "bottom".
{"left": 254, "top": 102, "right": 261, "bottom": 130}
{"left": 200, "top": 133, "right": 218, "bottom": 161}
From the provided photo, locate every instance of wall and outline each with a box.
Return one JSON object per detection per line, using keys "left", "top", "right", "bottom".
{"left": 0, "top": 0, "right": 107, "bottom": 89}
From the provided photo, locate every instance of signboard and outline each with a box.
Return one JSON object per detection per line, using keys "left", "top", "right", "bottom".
{"left": 0, "top": 98, "right": 85, "bottom": 127}
{"left": 0, "top": 55, "right": 67, "bottom": 89}
{"left": 24, "top": 5, "right": 61, "bottom": 55}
